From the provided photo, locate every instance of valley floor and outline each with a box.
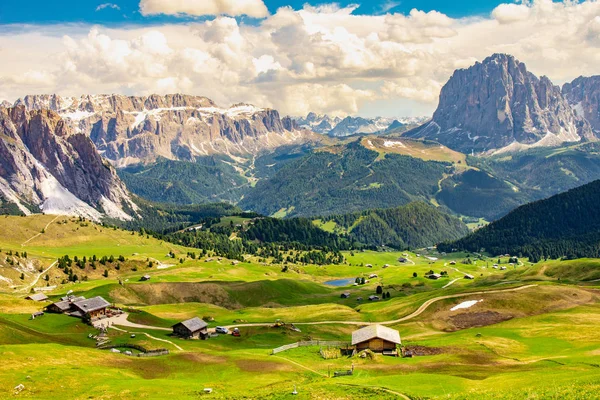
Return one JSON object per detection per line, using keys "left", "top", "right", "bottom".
{"left": 1, "top": 215, "right": 600, "bottom": 399}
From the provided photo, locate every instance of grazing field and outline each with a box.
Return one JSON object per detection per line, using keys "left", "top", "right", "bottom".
{"left": 362, "top": 137, "right": 467, "bottom": 164}
{"left": 1, "top": 215, "right": 600, "bottom": 398}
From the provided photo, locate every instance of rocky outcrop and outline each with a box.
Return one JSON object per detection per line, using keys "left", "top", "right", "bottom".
{"left": 405, "top": 54, "right": 595, "bottom": 154}
{"left": 13, "top": 94, "right": 314, "bottom": 166}
{"left": 562, "top": 76, "right": 600, "bottom": 134}
{"left": 0, "top": 106, "right": 136, "bottom": 220}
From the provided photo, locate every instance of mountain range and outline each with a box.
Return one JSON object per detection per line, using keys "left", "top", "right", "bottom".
{"left": 294, "top": 112, "right": 427, "bottom": 137}
{"left": 3, "top": 53, "right": 600, "bottom": 225}
{"left": 12, "top": 94, "right": 316, "bottom": 167}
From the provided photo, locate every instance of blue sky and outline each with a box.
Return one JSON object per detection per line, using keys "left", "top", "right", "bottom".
{"left": 0, "top": 1, "right": 594, "bottom": 118}
{"left": 0, "top": 0, "right": 512, "bottom": 26}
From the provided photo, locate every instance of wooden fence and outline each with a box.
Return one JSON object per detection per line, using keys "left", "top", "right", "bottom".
{"left": 271, "top": 340, "right": 350, "bottom": 355}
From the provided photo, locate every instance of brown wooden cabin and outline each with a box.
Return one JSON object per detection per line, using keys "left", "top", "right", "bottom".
{"left": 172, "top": 317, "right": 208, "bottom": 339}
{"left": 70, "top": 296, "right": 110, "bottom": 319}
{"left": 26, "top": 293, "right": 49, "bottom": 302}
{"left": 352, "top": 325, "right": 401, "bottom": 352}
{"left": 46, "top": 296, "right": 86, "bottom": 314}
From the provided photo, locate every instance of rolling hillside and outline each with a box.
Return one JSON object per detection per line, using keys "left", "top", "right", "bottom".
{"left": 239, "top": 140, "right": 451, "bottom": 217}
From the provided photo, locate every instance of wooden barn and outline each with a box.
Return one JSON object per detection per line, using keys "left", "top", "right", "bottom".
{"left": 70, "top": 296, "right": 110, "bottom": 320}
{"left": 26, "top": 293, "right": 49, "bottom": 302}
{"left": 46, "top": 296, "right": 86, "bottom": 314}
{"left": 352, "top": 325, "right": 401, "bottom": 353}
{"left": 172, "top": 317, "right": 208, "bottom": 339}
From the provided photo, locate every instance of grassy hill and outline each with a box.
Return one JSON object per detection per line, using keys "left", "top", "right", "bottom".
{"left": 362, "top": 137, "right": 467, "bottom": 164}
{"left": 3, "top": 212, "right": 600, "bottom": 399}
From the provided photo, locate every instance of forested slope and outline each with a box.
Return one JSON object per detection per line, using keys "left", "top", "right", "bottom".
{"left": 439, "top": 180, "right": 600, "bottom": 261}
{"left": 320, "top": 202, "right": 469, "bottom": 249}
{"left": 240, "top": 141, "right": 450, "bottom": 217}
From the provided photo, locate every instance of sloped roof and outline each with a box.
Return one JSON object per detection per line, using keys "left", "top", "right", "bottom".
{"left": 27, "top": 293, "right": 49, "bottom": 301}
{"left": 51, "top": 296, "right": 86, "bottom": 311}
{"left": 352, "top": 324, "right": 401, "bottom": 345}
{"left": 72, "top": 296, "right": 110, "bottom": 313}
{"left": 173, "top": 317, "right": 207, "bottom": 333}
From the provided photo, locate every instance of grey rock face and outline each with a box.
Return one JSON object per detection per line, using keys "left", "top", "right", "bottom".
{"left": 0, "top": 106, "right": 136, "bottom": 220}
{"left": 563, "top": 76, "right": 600, "bottom": 135}
{"left": 405, "top": 54, "right": 594, "bottom": 153}
{"left": 13, "top": 94, "right": 313, "bottom": 166}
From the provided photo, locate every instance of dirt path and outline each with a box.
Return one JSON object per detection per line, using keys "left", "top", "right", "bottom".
{"left": 137, "top": 331, "right": 183, "bottom": 351}
{"left": 21, "top": 215, "right": 59, "bottom": 247}
{"left": 225, "top": 284, "right": 538, "bottom": 329}
{"left": 17, "top": 260, "right": 57, "bottom": 293}
{"left": 271, "top": 355, "right": 327, "bottom": 377}
{"left": 97, "top": 314, "right": 184, "bottom": 351}
{"left": 450, "top": 266, "right": 469, "bottom": 276}
{"left": 442, "top": 278, "right": 460, "bottom": 289}
{"left": 95, "top": 313, "right": 171, "bottom": 331}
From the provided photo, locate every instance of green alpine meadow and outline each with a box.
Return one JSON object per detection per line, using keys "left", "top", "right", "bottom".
{"left": 2, "top": 1, "right": 600, "bottom": 398}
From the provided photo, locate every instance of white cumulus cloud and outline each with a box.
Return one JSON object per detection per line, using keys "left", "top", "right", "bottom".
{"left": 139, "top": 0, "right": 269, "bottom": 18}
{"left": 492, "top": 3, "right": 531, "bottom": 24}
{"left": 2, "top": 1, "right": 600, "bottom": 118}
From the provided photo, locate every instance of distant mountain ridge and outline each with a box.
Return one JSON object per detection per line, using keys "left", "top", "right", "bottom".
{"left": 12, "top": 94, "right": 315, "bottom": 167}
{"left": 405, "top": 54, "right": 596, "bottom": 154}
{"left": 0, "top": 106, "right": 137, "bottom": 220}
{"left": 295, "top": 112, "right": 427, "bottom": 137}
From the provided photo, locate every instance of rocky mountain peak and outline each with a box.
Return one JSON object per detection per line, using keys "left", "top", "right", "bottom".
{"left": 405, "top": 53, "right": 595, "bottom": 153}
{"left": 0, "top": 106, "right": 136, "bottom": 220}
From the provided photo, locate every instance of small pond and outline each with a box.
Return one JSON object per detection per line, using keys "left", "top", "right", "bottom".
{"left": 324, "top": 278, "right": 355, "bottom": 287}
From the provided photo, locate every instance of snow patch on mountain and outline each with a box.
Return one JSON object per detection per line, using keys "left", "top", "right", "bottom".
{"left": 383, "top": 140, "right": 407, "bottom": 148}
{"left": 37, "top": 168, "right": 102, "bottom": 221}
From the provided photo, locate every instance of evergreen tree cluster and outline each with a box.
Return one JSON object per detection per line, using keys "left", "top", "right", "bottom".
{"left": 240, "top": 140, "right": 449, "bottom": 218}
{"left": 243, "top": 217, "right": 356, "bottom": 250}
